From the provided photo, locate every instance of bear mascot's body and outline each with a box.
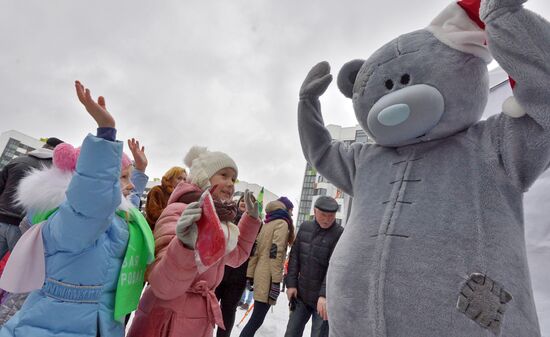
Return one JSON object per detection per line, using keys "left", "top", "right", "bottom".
{"left": 297, "top": 0, "right": 550, "bottom": 336}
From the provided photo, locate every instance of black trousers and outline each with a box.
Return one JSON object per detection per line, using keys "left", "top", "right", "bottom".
{"left": 215, "top": 280, "right": 247, "bottom": 337}
{"left": 239, "top": 301, "right": 271, "bottom": 337}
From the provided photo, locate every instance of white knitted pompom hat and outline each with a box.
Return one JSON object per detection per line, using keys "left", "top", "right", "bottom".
{"left": 183, "top": 146, "right": 238, "bottom": 189}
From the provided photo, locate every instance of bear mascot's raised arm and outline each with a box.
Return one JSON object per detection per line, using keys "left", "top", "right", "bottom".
{"left": 297, "top": 0, "right": 550, "bottom": 336}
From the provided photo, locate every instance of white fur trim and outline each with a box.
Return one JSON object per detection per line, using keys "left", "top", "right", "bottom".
{"left": 427, "top": 3, "right": 493, "bottom": 63}
{"left": 16, "top": 165, "right": 136, "bottom": 213}
{"left": 223, "top": 221, "right": 240, "bottom": 255}
{"left": 118, "top": 196, "right": 134, "bottom": 212}
{"left": 16, "top": 166, "right": 72, "bottom": 213}
{"left": 502, "top": 96, "right": 526, "bottom": 118}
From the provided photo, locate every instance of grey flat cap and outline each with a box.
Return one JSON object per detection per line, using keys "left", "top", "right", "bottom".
{"left": 314, "top": 196, "right": 339, "bottom": 212}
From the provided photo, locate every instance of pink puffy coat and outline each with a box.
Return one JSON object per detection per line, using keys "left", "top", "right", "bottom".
{"left": 127, "top": 182, "right": 260, "bottom": 337}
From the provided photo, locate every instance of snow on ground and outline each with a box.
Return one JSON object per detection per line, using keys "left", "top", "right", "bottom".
{"left": 225, "top": 294, "right": 313, "bottom": 337}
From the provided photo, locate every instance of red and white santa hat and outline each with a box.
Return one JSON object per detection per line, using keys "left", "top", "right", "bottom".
{"left": 427, "top": 0, "right": 492, "bottom": 63}
{"left": 428, "top": 0, "right": 525, "bottom": 117}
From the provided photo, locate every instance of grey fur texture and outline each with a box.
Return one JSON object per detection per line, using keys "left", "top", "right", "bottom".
{"left": 297, "top": 0, "right": 550, "bottom": 336}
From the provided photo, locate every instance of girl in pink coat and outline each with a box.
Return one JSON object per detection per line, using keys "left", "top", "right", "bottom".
{"left": 127, "top": 146, "right": 261, "bottom": 337}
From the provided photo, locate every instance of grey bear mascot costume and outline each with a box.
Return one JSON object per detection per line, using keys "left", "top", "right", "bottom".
{"left": 298, "top": 0, "right": 550, "bottom": 336}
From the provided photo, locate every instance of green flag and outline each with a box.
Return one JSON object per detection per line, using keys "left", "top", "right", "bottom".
{"left": 258, "top": 187, "right": 265, "bottom": 219}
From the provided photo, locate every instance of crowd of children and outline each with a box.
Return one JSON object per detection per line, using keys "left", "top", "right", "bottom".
{"left": 0, "top": 81, "right": 301, "bottom": 337}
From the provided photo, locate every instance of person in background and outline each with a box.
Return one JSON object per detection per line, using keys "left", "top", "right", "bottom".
{"left": 215, "top": 193, "right": 257, "bottom": 337}
{"left": 237, "top": 196, "right": 293, "bottom": 313}
{"left": 0, "top": 137, "right": 63, "bottom": 259}
{"left": 277, "top": 197, "right": 294, "bottom": 217}
{"left": 284, "top": 196, "right": 343, "bottom": 337}
{"left": 239, "top": 200, "right": 295, "bottom": 337}
{"left": 144, "top": 166, "right": 186, "bottom": 229}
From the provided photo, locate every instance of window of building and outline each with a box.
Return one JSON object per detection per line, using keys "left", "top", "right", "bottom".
{"left": 355, "top": 129, "right": 368, "bottom": 143}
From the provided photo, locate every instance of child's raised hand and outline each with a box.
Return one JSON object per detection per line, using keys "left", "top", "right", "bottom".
{"left": 75, "top": 81, "right": 115, "bottom": 128}
{"left": 127, "top": 138, "right": 148, "bottom": 171}
{"left": 244, "top": 190, "right": 259, "bottom": 219}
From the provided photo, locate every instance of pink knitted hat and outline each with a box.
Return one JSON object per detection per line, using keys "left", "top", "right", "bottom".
{"left": 121, "top": 153, "right": 132, "bottom": 170}
{"left": 53, "top": 143, "right": 132, "bottom": 172}
{"left": 52, "top": 143, "right": 80, "bottom": 172}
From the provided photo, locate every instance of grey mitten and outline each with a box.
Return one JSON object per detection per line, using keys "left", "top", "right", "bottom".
{"left": 299, "top": 61, "right": 333, "bottom": 99}
{"left": 176, "top": 201, "right": 201, "bottom": 249}
{"left": 244, "top": 189, "right": 259, "bottom": 219}
{"left": 480, "top": 0, "right": 527, "bottom": 22}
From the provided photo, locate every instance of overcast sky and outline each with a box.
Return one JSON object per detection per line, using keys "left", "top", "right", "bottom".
{"left": 1, "top": 0, "right": 548, "bottom": 204}
{"left": 2, "top": 0, "right": 550, "bottom": 333}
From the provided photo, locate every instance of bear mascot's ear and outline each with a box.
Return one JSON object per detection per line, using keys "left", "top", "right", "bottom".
{"left": 337, "top": 59, "right": 365, "bottom": 99}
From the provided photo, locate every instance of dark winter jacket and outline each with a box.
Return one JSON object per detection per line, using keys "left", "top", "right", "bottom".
{"left": 0, "top": 149, "right": 53, "bottom": 225}
{"left": 286, "top": 219, "right": 343, "bottom": 308}
{"left": 219, "top": 212, "right": 250, "bottom": 285}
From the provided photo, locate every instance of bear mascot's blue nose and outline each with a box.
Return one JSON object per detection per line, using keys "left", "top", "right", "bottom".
{"left": 377, "top": 104, "right": 410, "bottom": 126}
{"left": 366, "top": 84, "right": 445, "bottom": 146}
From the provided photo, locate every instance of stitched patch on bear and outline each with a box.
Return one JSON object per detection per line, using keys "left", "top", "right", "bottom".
{"left": 457, "top": 273, "right": 512, "bottom": 335}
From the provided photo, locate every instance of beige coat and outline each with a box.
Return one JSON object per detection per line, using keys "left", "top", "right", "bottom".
{"left": 246, "top": 201, "right": 290, "bottom": 305}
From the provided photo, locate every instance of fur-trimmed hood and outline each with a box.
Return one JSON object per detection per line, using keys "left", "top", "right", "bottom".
{"left": 16, "top": 165, "right": 133, "bottom": 214}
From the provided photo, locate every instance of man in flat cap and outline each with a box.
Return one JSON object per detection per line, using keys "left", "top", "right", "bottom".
{"left": 284, "top": 196, "right": 344, "bottom": 337}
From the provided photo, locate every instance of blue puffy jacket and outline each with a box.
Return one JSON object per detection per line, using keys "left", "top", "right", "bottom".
{"left": 0, "top": 134, "right": 130, "bottom": 337}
